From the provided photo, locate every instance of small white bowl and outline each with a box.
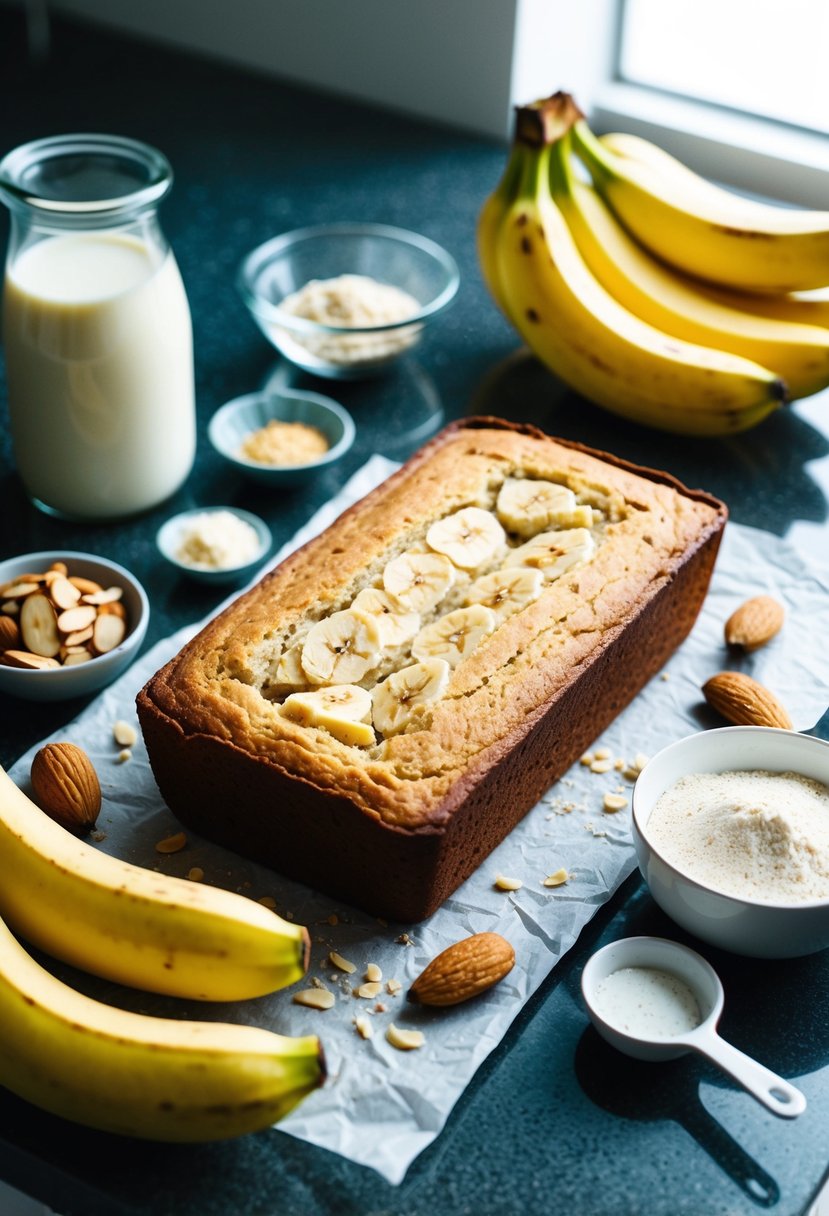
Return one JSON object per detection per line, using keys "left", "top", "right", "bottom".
{"left": 156, "top": 507, "right": 272, "bottom": 585}
{"left": 208, "top": 389, "right": 355, "bottom": 488}
{"left": 0, "top": 550, "right": 149, "bottom": 702}
{"left": 632, "top": 726, "right": 829, "bottom": 958}
{"left": 237, "top": 222, "right": 460, "bottom": 379}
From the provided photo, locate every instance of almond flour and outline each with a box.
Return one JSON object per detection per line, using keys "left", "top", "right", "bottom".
{"left": 647, "top": 769, "right": 829, "bottom": 903}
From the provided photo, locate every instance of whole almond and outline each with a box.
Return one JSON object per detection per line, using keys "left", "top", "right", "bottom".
{"left": 409, "top": 932, "right": 515, "bottom": 1007}
{"left": 0, "top": 614, "right": 21, "bottom": 651}
{"left": 30, "top": 742, "right": 101, "bottom": 835}
{"left": 702, "top": 672, "right": 792, "bottom": 730}
{"left": 724, "top": 596, "right": 785, "bottom": 652}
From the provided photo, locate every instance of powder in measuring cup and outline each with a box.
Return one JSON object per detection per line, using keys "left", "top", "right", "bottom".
{"left": 174, "top": 511, "right": 261, "bottom": 570}
{"left": 593, "top": 967, "right": 702, "bottom": 1038}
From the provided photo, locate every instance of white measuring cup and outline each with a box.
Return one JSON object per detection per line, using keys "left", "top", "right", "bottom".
{"left": 581, "top": 936, "right": 806, "bottom": 1119}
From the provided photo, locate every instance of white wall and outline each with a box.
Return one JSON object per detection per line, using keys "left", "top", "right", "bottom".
{"left": 12, "top": 0, "right": 618, "bottom": 139}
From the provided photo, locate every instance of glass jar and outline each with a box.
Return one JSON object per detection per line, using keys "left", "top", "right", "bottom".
{"left": 0, "top": 134, "right": 196, "bottom": 519}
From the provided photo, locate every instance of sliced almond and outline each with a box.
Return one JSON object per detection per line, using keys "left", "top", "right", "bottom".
{"left": 603, "top": 793, "right": 629, "bottom": 813}
{"left": 20, "top": 593, "right": 61, "bottom": 658}
{"left": 385, "top": 1024, "right": 425, "bottom": 1051}
{"left": 1, "top": 602, "right": 19, "bottom": 616}
{"left": 92, "top": 613, "right": 126, "bottom": 654}
{"left": 364, "top": 963, "right": 382, "bottom": 983}
{"left": 354, "top": 1015, "right": 374, "bottom": 1039}
{"left": 56, "top": 604, "right": 97, "bottom": 635}
{"left": 82, "top": 586, "right": 123, "bottom": 606}
{"left": 155, "top": 831, "right": 187, "bottom": 854}
{"left": 113, "top": 720, "right": 138, "bottom": 747}
{"left": 329, "top": 951, "right": 357, "bottom": 974}
{"left": 49, "top": 561, "right": 69, "bottom": 576}
{"left": 61, "top": 651, "right": 91, "bottom": 671}
{"left": 97, "top": 600, "right": 127, "bottom": 620}
{"left": 543, "top": 868, "right": 569, "bottom": 887}
{"left": 494, "top": 874, "right": 522, "bottom": 892}
{"left": 0, "top": 581, "right": 41, "bottom": 600}
{"left": 64, "top": 626, "right": 94, "bottom": 648}
{"left": 386, "top": 978, "right": 402, "bottom": 995}
{"left": 68, "top": 576, "right": 103, "bottom": 595}
{"left": 293, "top": 988, "right": 335, "bottom": 1011}
{"left": 357, "top": 981, "right": 382, "bottom": 999}
{"left": 0, "top": 650, "right": 61, "bottom": 670}
{"left": 48, "top": 575, "right": 82, "bottom": 611}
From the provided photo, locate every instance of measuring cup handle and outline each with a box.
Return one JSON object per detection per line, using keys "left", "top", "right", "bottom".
{"left": 698, "top": 1030, "right": 807, "bottom": 1119}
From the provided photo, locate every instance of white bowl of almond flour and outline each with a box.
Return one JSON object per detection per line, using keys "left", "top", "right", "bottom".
{"left": 632, "top": 727, "right": 829, "bottom": 958}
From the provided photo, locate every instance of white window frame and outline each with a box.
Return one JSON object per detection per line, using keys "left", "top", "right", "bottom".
{"left": 511, "top": 0, "right": 829, "bottom": 208}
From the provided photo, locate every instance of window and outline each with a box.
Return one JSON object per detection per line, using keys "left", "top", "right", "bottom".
{"left": 618, "top": 0, "right": 829, "bottom": 137}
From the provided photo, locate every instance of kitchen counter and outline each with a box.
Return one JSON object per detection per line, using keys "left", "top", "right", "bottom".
{"left": 0, "top": 11, "right": 828, "bottom": 1216}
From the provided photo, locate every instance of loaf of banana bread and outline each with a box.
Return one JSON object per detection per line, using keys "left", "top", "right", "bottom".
{"left": 137, "top": 418, "right": 726, "bottom": 921}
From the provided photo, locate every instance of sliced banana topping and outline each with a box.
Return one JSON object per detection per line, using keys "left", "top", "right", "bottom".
{"left": 411, "top": 604, "right": 497, "bottom": 668}
{"left": 496, "top": 478, "right": 576, "bottom": 536}
{"left": 425, "top": 507, "right": 506, "bottom": 570}
{"left": 465, "top": 567, "right": 544, "bottom": 622}
{"left": 281, "top": 685, "right": 375, "bottom": 747}
{"left": 372, "top": 658, "right": 451, "bottom": 736}
{"left": 504, "top": 528, "right": 595, "bottom": 581}
{"left": 301, "top": 610, "right": 381, "bottom": 684}
{"left": 351, "top": 587, "right": 420, "bottom": 649}
{"left": 383, "top": 551, "right": 456, "bottom": 614}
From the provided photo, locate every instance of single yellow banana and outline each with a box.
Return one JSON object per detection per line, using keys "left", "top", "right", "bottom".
{"left": 0, "top": 910, "right": 324, "bottom": 1141}
{"left": 552, "top": 166, "right": 829, "bottom": 400}
{"left": 478, "top": 141, "right": 522, "bottom": 322}
{"left": 489, "top": 116, "right": 785, "bottom": 436}
{"left": 0, "top": 764, "right": 309, "bottom": 1001}
{"left": 573, "top": 119, "right": 829, "bottom": 292}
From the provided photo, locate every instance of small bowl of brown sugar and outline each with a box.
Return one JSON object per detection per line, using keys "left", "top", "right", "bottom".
{"left": 208, "top": 389, "right": 355, "bottom": 487}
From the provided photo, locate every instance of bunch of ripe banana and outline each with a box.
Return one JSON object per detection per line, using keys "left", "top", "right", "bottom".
{"left": 0, "top": 763, "right": 325, "bottom": 1141}
{"left": 478, "top": 91, "right": 829, "bottom": 435}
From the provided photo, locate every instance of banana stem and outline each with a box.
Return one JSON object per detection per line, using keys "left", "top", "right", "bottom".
{"left": 514, "top": 91, "right": 583, "bottom": 147}
{"left": 515, "top": 140, "right": 551, "bottom": 206}
{"left": 547, "top": 133, "right": 576, "bottom": 200}
{"left": 571, "top": 120, "right": 613, "bottom": 180}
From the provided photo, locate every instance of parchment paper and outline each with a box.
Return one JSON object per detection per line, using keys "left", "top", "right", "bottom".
{"left": 9, "top": 457, "right": 829, "bottom": 1184}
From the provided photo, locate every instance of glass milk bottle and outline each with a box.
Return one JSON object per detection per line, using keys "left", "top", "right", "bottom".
{"left": 0, "top": 134, "right": 196, "bottom": 519}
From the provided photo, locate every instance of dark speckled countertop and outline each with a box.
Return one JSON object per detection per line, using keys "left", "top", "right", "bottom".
{"left": 0, "top": 12, "right": 828, "bottom": 1216}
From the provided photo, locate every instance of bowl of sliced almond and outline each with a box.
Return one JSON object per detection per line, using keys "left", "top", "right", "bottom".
{"left": 0, "top": 551, "right": 149, "bottom": 701}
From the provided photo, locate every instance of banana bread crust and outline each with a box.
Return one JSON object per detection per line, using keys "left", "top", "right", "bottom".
{"left": 137, "top": 418, "right": 726, "bottom": 920}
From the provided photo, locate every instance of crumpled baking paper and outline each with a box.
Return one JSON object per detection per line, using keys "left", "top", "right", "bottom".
{"left": 9, "top": 456, "right": 829, "bottom": 1185}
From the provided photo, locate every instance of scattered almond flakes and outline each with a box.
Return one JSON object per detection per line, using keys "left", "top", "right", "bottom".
{"left": 112, "top": 720, "right": 137, "bottom": 748}
{"left": 309, "top": 976, "right": 328, "bottom": 990}
{"left": 354, "top": 1015, "right": 373, "bottom": 1039}
{"left": 330, "top": 950, "right": 357, "bottom": 974}
{"left": 375, "top": 1001, "right": 388, "bottom": 1013}
{"left": 116, "top": 748, "right": 132, "bottom": 764}
{"left": 593, "top": 747, "right": 611, "bottom": 761}
{"left": 357, "top": 981, "right": 383, "bottom": 999}
{"left": 614, "top": 758, "right": 625, "bottom": 771}
{"left": 386, "top": 978, "right": 402, "bottom": 995}
{"left": 661, "top": 672, "right": 670, "bottom": 681}
{"left": 494, "top": 874, "right": 522, "bottom": 891}
{"left": 590, "top": 758, "right": 614, "bottom": 774}
{"left": 543, "top": 867, "right": 569, "bottom": 888}
{"left": 365, "top": 963, "right": 382, "bottom": 983}
{"left": 155, "top": 831, "right": 187, "bottom": 854}
{"left": 603, "top": 793, "right": 629, "bottom": 813}
{"left": 187, "top": 866, "right": 204, "bottom": 882}
{"left": 579, "top": 751, "right": 594, "bottom": 766}
{"left": 293, "top": 988, "right": 335, "bottom": 1011}
{"left": 386, "top": 1024, "right": 425, "bottom": 1051}
{"left": 258, "top": 895, "right": 277, "bottom": 909}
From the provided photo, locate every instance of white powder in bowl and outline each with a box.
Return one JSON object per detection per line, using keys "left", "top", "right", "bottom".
{"left": 174, "top": 511, "right": 261, "bottom": 570}
{"left": 276, "top": 274, "right": 421, "bottom": 366}
{"left": 647, "top": 769, "right": 829, "bottom": 903}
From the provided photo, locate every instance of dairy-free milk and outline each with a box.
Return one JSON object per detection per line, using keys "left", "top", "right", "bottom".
{"left": 3, "top": 232, "right": 195, "bottom": 518}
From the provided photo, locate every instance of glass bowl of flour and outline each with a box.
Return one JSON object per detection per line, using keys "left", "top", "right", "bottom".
{"left": 237, "top": 223, "right": 460, "bottom": 379}
{"left": 632, "top": 726, "right": 829, "bottom": 958}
